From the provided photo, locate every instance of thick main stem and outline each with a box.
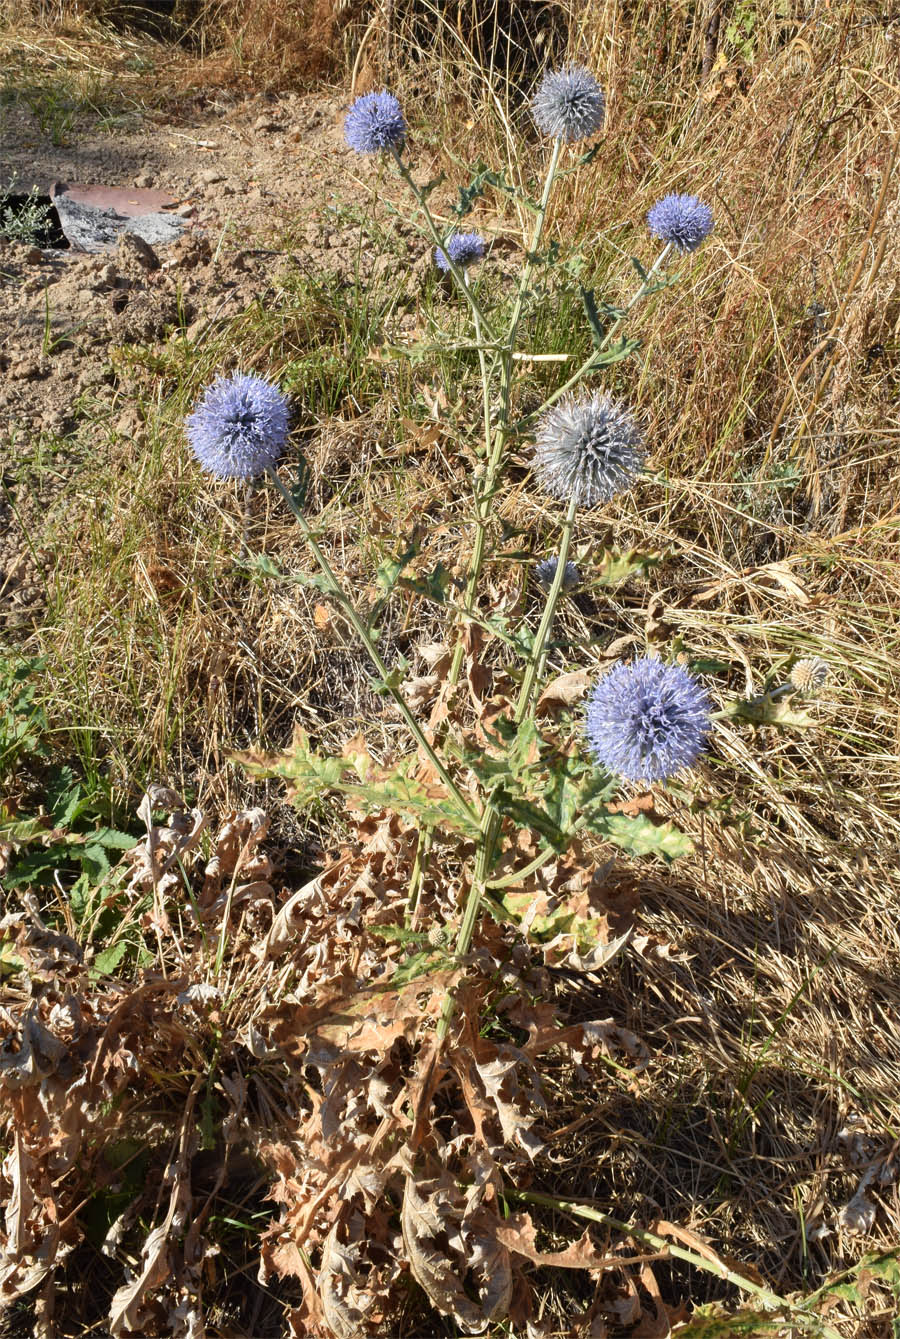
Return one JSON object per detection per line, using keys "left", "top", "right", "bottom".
{"left": 410, "top": 140, "right": 569, "bottom": 921}
{"left": 437, "top": 493, "right": 579, "bottom": 1038}
{"left": 267, "top": 468, "right": 479, "bottom": 829}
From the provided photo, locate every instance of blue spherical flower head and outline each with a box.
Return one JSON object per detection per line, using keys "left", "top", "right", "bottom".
{"left": 531, "top": 65, "right": 605, "bottom": 143}
{"left": 435, "top": 231, "right": 486, "bottom": 273}
{"left": 586, "top": 657, "right": 711, "bottom": 783}
{"left": 344, "top": 91, "right": 406, "bottom": 155}
{"left": 647, "top": 193, "right": 714, "bottom": 253}
{"left": 536, "top": 556, "right": 580, "bottom": 590}
{"left": 186, "top": 372, "right": 290, "bottom": 481}
{"left": 533, "top": 391, "right": 643, "bottom": 508}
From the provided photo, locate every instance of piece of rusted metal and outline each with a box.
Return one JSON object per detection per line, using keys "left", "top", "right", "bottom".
{"left": 50, "top": 181, "right": 188, "bottom": 252}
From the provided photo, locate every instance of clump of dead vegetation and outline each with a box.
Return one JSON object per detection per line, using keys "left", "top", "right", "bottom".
{"left": 5, "top": 782, "right": 897, "bottom": 1337}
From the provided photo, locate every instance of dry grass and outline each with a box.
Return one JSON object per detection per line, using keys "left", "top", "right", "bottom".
{"left": 3, "top": 0, "right": 900, "bottom": 1334}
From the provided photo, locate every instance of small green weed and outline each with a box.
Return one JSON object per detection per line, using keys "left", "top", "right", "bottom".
{"left": 0, "top": 183, "right": 54, "bottom": 246}
{"left": 0, "top": 655, "right": 141, "bottom": 970}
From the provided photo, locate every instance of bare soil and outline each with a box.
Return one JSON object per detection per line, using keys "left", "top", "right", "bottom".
{"left": 1, "top": 84, "right": 370, "bottom": 631}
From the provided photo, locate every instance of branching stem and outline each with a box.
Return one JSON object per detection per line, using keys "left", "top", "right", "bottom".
{"left": 390, "top": 145, "right": 495, "bottom": 340}
{"left": 267, "top": 467, "right": 479, "bottom": 830}
{"left": 532, "top": 241, "right": 673, "bottom": 418}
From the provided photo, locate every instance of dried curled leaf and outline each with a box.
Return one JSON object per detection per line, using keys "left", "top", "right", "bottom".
{"left": 0, "top": 1007, "right": 68, "bottom": 1088}
{"left": 401, "top": 1167, "right": 512, "bottom": 1334}
{"left": 108, "top": 1123, "right": 194, "bottom": 1335}
{"left": 320, "top": 1209, "right": 376, "bottom": 1339}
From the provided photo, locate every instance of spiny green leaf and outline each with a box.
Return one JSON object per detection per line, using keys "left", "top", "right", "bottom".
{"left": 368, "top": 925, "right": 431, "bottom": 946}
{"left": 593, "top": 546, "right": 663, "bottom": 587}
{"left": 236, "top": 733, "right": 479, "bottom": 837}
{"left": 724, "top": 694, "right": 815, "bottom": 727}
{"left": 585, "top": 809, "right": 694, "bottom": 862}
{"left": 671, "top": 1307, "right": 787, "bottom": 1337}
{"left": 90, "top": 828, "right": 138, "bottom": 851}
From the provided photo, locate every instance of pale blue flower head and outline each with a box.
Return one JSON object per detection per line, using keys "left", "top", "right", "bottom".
{"left": 533, "top": 391, "right": 643, "bottom": 508}
{"left": 536, "top": 557, "right": 580, "bottom": 590}
{"left": 344, "top": 90, "right": 406, "bottom": 154}
{"left": 647, "top": 194, "right": 714, "bottom": 253}
{"left": 586, "top": 657, "right": 711, "bottom": 783}
{"left": 435, "top": 232, "right": 486, "bottom": 273}
{"left": 531, "top": 65, "right": 605, "bottom": 142}
{"left": 186, "top": 372, "right": 290, "bottom": 480}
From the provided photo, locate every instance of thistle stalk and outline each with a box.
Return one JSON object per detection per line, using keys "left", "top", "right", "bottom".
{"left": 532, "top": 242, "right": 672, "bottom": 418}
{"left": 408, "top": 138, "right": 567, "bottom": 920}
{"left": 446, "top": 134, "right": 566, "bottom": 691}
{"left": 436, "top": 491, "right": 579, "bottom": 1021}
{"left": 266, "top": 467, "right": 479, "bottom": 831}
{"left": 514, "top": 492, "right": 578, "bottom": 721}
{"left": 390, "top": 145, "right": 495, "bottom": 341}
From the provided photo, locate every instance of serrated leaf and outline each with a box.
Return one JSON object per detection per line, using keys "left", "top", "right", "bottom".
{"left": 236, "top": 551, "right": 283, "bottom": 581}
{"left": 453, "top": 161, "right": 538, "bottom": 217}
{"left": 368, "top": 925, "right": 430, "bottom": 946}
{"left": 81, "top": 844, "right": 111, "bottom": 881}
{"left": 586, "top": 809, "right": 694, "bottom": 861}
{"left": 725, "top": 695, "right": 814, "bottom": 727}
{"left": 586, "top": 335, "right": 641, "bottom": 369}
{"left": 235, "top": 732, "right": 479, "bottom": 837}
{"left": 92, "top": 940, "right": 129, "bottom": 977}
{"left": 594, "top": 546, "right": 663, "bottom": 586}
{"left": 92, "top": 827, "right": 139, "bottom": 850}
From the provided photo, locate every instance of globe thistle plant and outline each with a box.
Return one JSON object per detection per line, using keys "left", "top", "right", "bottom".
{"left": 647, "top": 193, "right": 714, "bottom": 253}
{"left": 535, "top": 556, "right": 580, "bottom": 590}
{"left": 531, "top": 65, "right": 605, "bottom": 143}
{"left": 586, "top": 657, "right": 712, "bottom": 783}
{"left": 344, "top": 90, "right": 406, "bottom": 155}
{"left": 532, "top": 391, "right": 643, "bottom": 508}
{"left": 435, "top": 232, "right": 486, "bottom": 273}
{"left": 186, "top": 372, "right": 290, "bottom": 481}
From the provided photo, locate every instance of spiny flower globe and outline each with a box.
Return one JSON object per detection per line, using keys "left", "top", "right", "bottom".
{"left": 435, "top": 231, "right": 486, "bottom": 273}
{"left": 586, "top": 657, "right": 712, "bottom": 783}
{"left": 186, "top": 372, "right": 290, "bottom": 481}
{"left": 533, "top": 391, "right": 643, "bottom": 507}
{"left": 344, "top": 90, "right": 406, "bottom": 154}
{"left": 531, "top": 65, "right": 605, "bottom": 143}
{"left": 647, "top": 193, "right": 714, "bottom": 253}
{"left": 536, "top": 556, "right": 580, "bottom": 590}
{"left": 789, "top": 656, "right": 829, "bottom": 695}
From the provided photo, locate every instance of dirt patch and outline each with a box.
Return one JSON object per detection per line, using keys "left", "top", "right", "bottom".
{"left": 0, "top": 85, "right": 392, "bottom": 632}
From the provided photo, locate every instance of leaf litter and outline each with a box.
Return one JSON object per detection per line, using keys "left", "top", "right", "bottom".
{"left": 4, "top": 779, "right": 881, "bottom": 1336}
{"left": 0, "top": 778, "right": 675, "bottom": 1335}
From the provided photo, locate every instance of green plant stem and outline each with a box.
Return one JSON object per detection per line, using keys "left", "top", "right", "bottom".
{"left": 514, "top": 492, "right": 579, "bottom": 723}
{"left": 508, "top": 1190, "right": 842, "bottom": 1338}
{"left": 446, "top": 135, "right": 566, "bottom": 693}
{"left": 465, "top": 269, "right": 493, "bottom": 465}
{"left": 437, "top": 802, "right": 494, "bottom": 1041}
{"left": 266, "top": 467, "right": 479, "bottom": 830}
{"left": 390, "top": 145, "right": 495, "bottom": 340}
{"left": 436, "top": 492, "right": 578, "bottom": 1032}
{"left": 409, "top": 139, "right": 568, "bottom": 922}
{"left": 532, "top": 241, "right": 673, "bottom": 419}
